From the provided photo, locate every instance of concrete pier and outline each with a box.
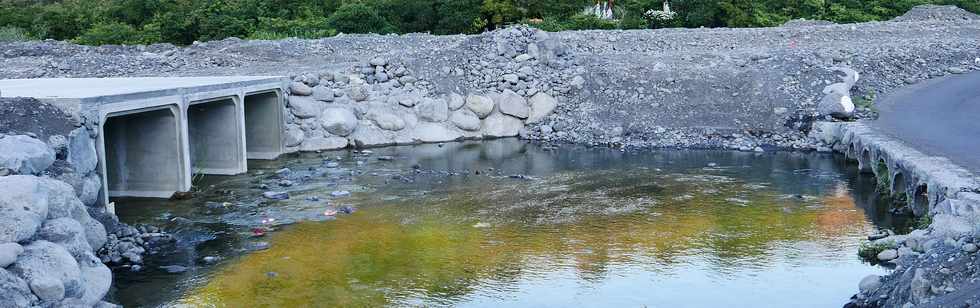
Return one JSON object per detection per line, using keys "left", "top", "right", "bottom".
{"left": 0, "top": 77, "right": 288, "bottom": 205}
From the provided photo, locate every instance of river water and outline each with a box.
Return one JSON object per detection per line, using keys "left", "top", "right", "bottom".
{"left": 108, "top": 139, "right": 907, "bottom": 307}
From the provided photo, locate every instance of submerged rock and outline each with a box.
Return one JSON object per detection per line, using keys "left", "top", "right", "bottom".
{"left": 263, "top": 191, "right": 289, "bottom": 200}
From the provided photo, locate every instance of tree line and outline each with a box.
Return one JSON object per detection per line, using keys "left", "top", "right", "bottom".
{"left": 0, "top": 0, "right": 977, "bottom": 45}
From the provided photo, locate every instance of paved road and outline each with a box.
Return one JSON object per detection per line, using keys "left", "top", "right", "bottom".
{"left": 872, "top": 70, "right": 980, "bottom": 174}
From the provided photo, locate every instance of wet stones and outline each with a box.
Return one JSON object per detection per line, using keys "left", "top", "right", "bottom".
{"left": 877, "top": 249, "right": 899, "bottom": 262}
{"left": 263, "top": 191, "right": 289, "bottom": 200}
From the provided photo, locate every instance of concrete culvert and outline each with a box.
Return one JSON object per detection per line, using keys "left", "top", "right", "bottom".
{"left": 103, "top": 106, "right": 185, "bottom": 199}
{"left": 187, "top": 97, "right": 246, "bottom": 175}
{"left": 912, "top": 184, "right": 929, "bottom": 216}
{"left": 244, "top": 91, "right": 284, "bottom": 160}
{"left": 892, "top": 172, "right": 907, "bottom": 196}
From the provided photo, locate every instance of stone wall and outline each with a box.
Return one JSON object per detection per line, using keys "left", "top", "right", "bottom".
{"left": 0, "top": 134, "right": 114, "bottom": 307}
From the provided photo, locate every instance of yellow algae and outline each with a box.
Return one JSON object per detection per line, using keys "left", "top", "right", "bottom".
{"left": 179, "top": 170, "right": 873, "bottom": 307}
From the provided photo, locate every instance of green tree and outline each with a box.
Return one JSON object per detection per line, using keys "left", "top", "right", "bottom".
{"left": 75, "top": 21, "right": 142, "bottom": 45}
{"left": 327, "top": 2, "right": 395, "bottom": 34}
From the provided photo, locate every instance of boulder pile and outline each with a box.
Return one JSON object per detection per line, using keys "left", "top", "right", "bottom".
{"left": 279, "top": 27, "right": 565, "bottom": 152}
{"left": 0, "top": 135, "right": 114, "bottom": 307}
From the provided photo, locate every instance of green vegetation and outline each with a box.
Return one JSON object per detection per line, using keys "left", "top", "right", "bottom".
{"left": 875, "top": 160, "right": 891, "bottom": 192}
{"left": 914, "top": 214, "right": 933, "bottom": 229}
{"left": 1, "top": 0, "right": 978, "bottom": 46}
{"left": 0, "top": 26, "right": 29, "bottom": 42}
{"left": 858, "top": 240, "right": 895, "bottom": 262}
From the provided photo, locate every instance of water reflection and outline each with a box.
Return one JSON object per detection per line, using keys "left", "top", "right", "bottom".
{"left": 110, "top": 139, "right": 905, "bottom": 307}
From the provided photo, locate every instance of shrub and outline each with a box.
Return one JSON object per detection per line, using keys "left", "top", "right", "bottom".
{"left": 327, "top": 2, "right": 396, "bottom": 34}
{"left": 0, "top": 26, "right": 30, "bottom": 42}
{"left": 858, "top": 240, "right": 895, "bottom": 262}
{"left": 250, "top": 17, "right": 336, "bottom": 40}
{"left": 74, "top": 22, "right": 143, "bottom": 45}
{"left": 566, "top": 13, "right": 618, "bottom": 30}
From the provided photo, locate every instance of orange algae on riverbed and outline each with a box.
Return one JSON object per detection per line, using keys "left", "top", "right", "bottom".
{"left": 178, "top": 170, "right": 873, "bottom": 307}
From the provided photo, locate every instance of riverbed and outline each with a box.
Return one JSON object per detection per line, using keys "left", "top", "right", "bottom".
{"left": 108, "top": 139, "right": 907, "bottom": 307}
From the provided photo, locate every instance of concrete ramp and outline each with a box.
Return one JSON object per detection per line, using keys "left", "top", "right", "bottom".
{"left": 0, "top": 77, "right": 287, "bottom": 204}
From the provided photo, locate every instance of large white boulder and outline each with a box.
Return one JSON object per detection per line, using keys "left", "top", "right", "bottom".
{"left": 450, "top": 109, "right": 482, "bottom": 131}
{"left": 495, "top": 90, "right": 529, "bottom": 119}
{"left": 417, "top": 98, "right": 449, "bottom": 122}
{"left": 481, "top": 110, "right": 525, "bottom": 138}
{"left": 320, "top": 108, "right": 358, "bottom": 137}
{"left": 527, "top": 92, "right": 557, "bottom": 124}
{"left": 287, "top": 96, "right": 322, "bottom": 119}
{"left": 465, "top": 94, "right": 495, "bottom": 119}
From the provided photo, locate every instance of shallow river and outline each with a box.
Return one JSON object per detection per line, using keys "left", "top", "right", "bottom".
{"left": 109, "top": 139, "right": 906, "bottom": 307}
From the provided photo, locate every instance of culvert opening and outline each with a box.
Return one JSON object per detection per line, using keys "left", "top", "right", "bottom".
{"left": 860, "top": 149, "right": 873, "bottom": 173}
{"left": 913, "top": 184, "right": 929, "bottom": 216}
{"left": 244, "top": 91, "right": 283, "bottom": 160}
{"left": 892, "top": 172, "right": 907, "bottom": 196}
{"left": 104, "top": 106, "right": 184, "bottom": 198}
{"left": 188, "top": 97, "right": 244, "bottom": 175}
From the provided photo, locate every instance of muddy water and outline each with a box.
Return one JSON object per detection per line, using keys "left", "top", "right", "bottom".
{"left": 109, "top": 139, "right": 906, "bottom": 307}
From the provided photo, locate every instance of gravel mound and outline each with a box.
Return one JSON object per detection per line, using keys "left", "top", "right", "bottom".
{"left": 781, "top": 19, "right": 836, "bottom": 27}
{"left": 891, "top": 5, "right": 980, "bottom": 22}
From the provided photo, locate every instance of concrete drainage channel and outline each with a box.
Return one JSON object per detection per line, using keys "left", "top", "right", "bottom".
{"left": 0, "top": 77, "right": 287, "bottom": 206}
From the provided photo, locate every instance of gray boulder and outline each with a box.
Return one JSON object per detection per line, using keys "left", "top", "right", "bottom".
{"left": 527, "top": 93, "right": 557, "bottom": 124}
{"left": 368, "top": 111, "right": 406, "bottom": 131}
{"left": 447, "top": 93, "right": 465, "bottom": 110}
{"left": 77, "top": 253, "right": 111, "bottom": 306}
{"left": 0, "top": 175, "right": 52, "bottom": 243}
{"left": 9, "top": 241, "right": 83, "bottom": 301}
{"left": 482, "top": 111, "right": 525, "bottom": 138}
{"left": 283, "top": 125, "right": 305, "bottom": 147}
{"left": 287, "top": 96, "right": 321, "bottom": 119}
{"left": 311, "top": 86, "right": 335, "bottom": 102}
{"left": 417, "top": 98, "right": 449, "bottom": 122}
{"left": 818, "top": 92, "right": 855, "bottom": 119}
{"left": 320, "top": 108, "right": 358, "bottom": 137}
{"left": 0, "top": 243, "right": 23, "bottom": 268}
{"left": 78, "top": 174, "right": 101, "bottom": 207}
{"left": 450, "top": 109, "right": 481, "bottom": 131}
{"left": 349, "top": 86, "right": 370, "bottom": 102}
{"left": 465, "top": 94, "right": 495, "bottom": 119}
{"left": 0, "top": 268, "right": 35, "bottom": 307}
{"left": 67, "top": 128, "right": 97, "bottom": 175}
{"left": 495, "top": 90, "right": 529, "bottom": 119}
{"left": 0, "top": 210, "right": 42, "bottom": 244}
{"left": 0, "top": 135, "right": 55, "bottom": 175}
{"left": 289, "top": 82, "right": 313, "bottom": 96}
{"left": 858, "top": 274, "right": 882, "bottom": 293}
{"left": 38, "top": 218, "right": 92, "bottom": 259}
